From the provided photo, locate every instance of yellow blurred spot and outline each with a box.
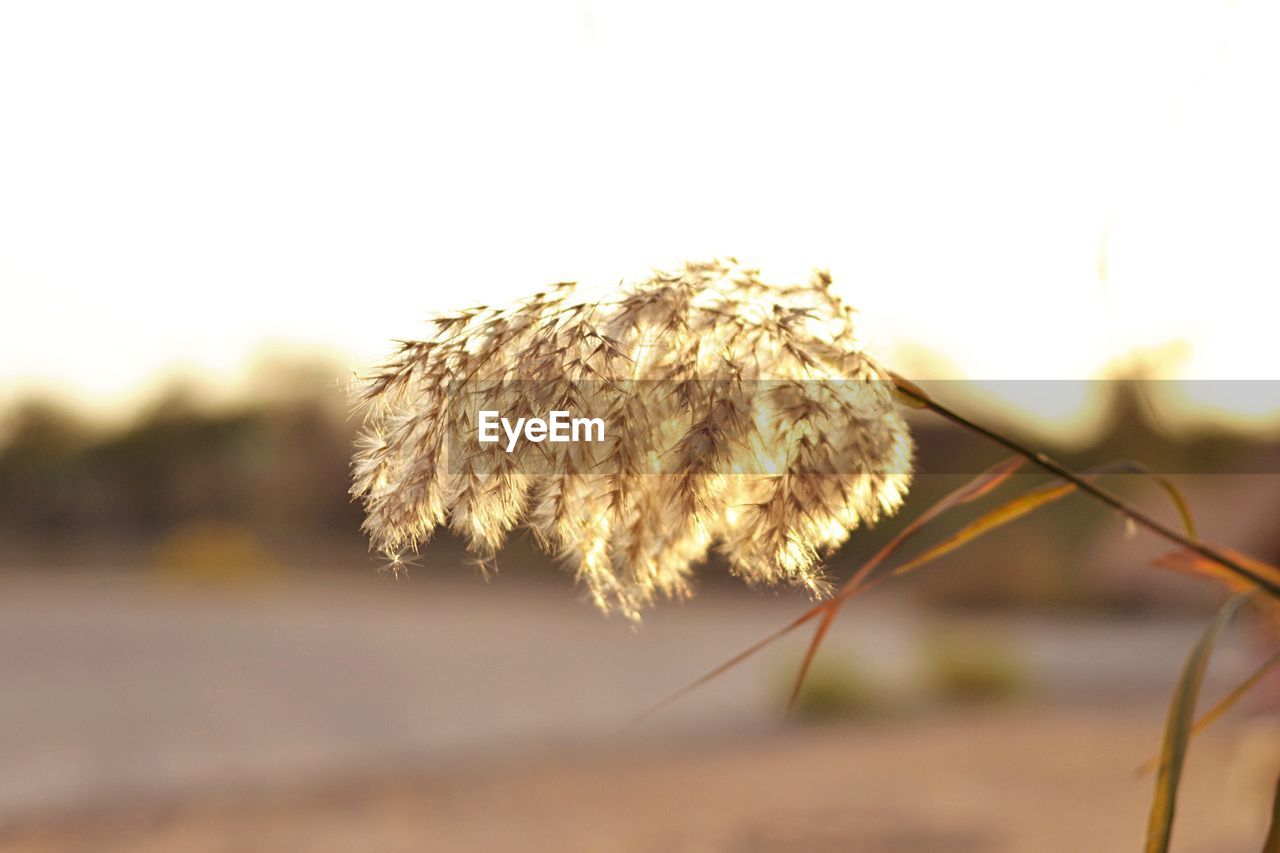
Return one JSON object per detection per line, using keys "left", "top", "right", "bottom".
{"left": 148, "top": 520, "right": 282, "bottom": 587}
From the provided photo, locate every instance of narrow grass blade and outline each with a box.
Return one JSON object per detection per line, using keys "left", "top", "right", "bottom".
{"left": 1136, "top": 648, "right": 1280, "bottom": 776}
{"left": 886, "top": 461, "right": 1202, "bottom": 582}
{"left": 785, "top": 605, "right": 838, "bottom": 717}
{"left": 840, "top": 455, "right": 1026, "bottom": 594}
{"left": 1091, "top": 460, "right": 1198, "bottom": 540}
{"left": 790, "top": 457, "right": 1028, "bottom": 705}
{"left": 1154, "top": 547, "right": 1280, "bottom": 595}
{"left": 1145, "top": 592, "right": 1253, "bottom": 853}
{"left": 637, "top": 459, "right": 1027, "bottom": 724}
{"left": 1150, "top": 474, "right": 1197, "bottom": 540}
{"left": 638, "top": 455, "right": 1202, "bottom": 724}
{"left": 890, "top": 480, "right": 1077, "bottom": 578}
{"left": 629, "top": 601, "right": 829, "bottom": 727}
{"left": 1264, "top": 770, "right": 1280, "bottom": 853}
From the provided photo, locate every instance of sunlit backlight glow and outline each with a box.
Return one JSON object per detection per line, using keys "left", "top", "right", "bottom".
{"left": 352, "top": 261, "right": 914, "bottom": 620}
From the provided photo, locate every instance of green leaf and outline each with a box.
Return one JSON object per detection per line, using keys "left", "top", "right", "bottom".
{"left": 1145, "top": 592, "right": 1253, "bottom": 853}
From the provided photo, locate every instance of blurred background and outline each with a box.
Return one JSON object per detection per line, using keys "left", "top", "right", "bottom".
{"left": 3, "top": 1, "right": 1280, "bottom": 850}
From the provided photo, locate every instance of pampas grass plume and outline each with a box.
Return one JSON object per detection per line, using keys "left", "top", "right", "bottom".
{"left": 352, "top": 260, "right": 913, "bottom": 620}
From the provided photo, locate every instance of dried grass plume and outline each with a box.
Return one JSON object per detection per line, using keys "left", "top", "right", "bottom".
{"left": 352, "top": 260, "right": 914, "bottom": 619}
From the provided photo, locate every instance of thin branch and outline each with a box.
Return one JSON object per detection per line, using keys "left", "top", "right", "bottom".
{"left": 890, "top": 374, "right": 1280, "bottom": 599}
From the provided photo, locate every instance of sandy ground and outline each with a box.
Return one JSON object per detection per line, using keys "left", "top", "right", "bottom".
{"left": 3, "top": 709, "right": 1278, "bottom": 853}
{"left": 0, "top": 569, "right": 1277, "bottom": 851}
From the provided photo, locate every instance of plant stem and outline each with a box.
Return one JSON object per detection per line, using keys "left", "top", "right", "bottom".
{"left": 892, "top": 376, "right": 1280, "bottom": 599}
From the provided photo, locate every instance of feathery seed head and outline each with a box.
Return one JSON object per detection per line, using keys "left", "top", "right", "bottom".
{"left": 351, "top": 260, "right": 914, "bottom": 620}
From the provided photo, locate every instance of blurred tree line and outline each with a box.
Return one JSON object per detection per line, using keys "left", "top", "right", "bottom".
{"left": 1, "top": 364, "right": 1276, "bottom": 608}
{"left": 0, "top": 357, "right": 363, "bottom": 566}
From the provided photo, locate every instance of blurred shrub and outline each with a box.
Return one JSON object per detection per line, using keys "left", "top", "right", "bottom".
{"left": 921, "top": 626, "right": 1030, "bottom": 704}
{"left": 148, "top": 519, "right": 282, "bottom": 585}
{"left": 0, "top": 356, "right": 362, "bottom": 554}
{"left": 782, "top": 656, "right": 896, "bottom": 722}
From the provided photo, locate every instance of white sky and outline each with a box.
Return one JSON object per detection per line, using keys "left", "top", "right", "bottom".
{"left": 2, "top": 1, "right": 1278, "bottom": 424}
